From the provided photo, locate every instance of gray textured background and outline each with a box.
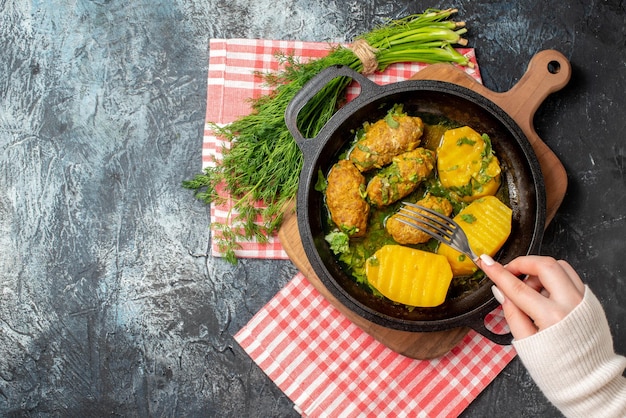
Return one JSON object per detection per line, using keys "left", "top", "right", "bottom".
{"left": 1, "top": 1, "right": 624, "bottom": 416}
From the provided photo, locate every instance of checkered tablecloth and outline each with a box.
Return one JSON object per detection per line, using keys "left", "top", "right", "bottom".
{"left": 205, "top": 38, "right": 516, "bottom": 417}
{"left": 235, "top": 273, "right": 515, "bottom": 417}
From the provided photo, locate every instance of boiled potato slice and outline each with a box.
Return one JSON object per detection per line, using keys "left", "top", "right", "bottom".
{"left": 437, "top": 195, "right": 512, "bottom": 276}
{"left": 437, "top": 126, "right": 501, "bottom": 202}
{"left": 366, "top": 245, "right": 453, "bottom": 307}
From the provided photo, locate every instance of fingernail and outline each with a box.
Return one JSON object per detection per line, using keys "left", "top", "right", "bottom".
{"left": 480, "top": 254, "right": 496, "bottom": 266}
{"left": 491, "top": 285, "right": 505, "bottom": 304}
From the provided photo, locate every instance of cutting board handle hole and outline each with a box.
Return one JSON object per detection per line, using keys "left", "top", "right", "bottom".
{"left": 547, "top": 60, "right": 561, "bottom": 74}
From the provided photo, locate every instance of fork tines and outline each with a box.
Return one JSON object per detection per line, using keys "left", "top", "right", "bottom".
{"left": 397, "top": 201, "right": 479, "bottom": 263}
{"left": 396, "top": 202, "right": 456, "bottom": 244}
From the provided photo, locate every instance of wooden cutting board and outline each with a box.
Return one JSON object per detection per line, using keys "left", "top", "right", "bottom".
{"left": 278, "top": 50, "right": 571, "bottom": 359}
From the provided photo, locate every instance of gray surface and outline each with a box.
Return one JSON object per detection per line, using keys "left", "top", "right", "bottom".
{"left": 1, "top": 0, "right": 624, "bottom": 416}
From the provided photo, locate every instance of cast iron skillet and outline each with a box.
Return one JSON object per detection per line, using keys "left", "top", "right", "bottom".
{"left": 285, "top": 65, "right": 546, "bottom": 345}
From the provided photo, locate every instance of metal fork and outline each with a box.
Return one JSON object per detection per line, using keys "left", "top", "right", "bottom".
{"left": 397, "top": 201, "right": 480, "bottom": 264}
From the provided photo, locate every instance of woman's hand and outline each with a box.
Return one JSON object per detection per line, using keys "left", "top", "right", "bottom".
{"left": 478, "top": 254, "right": 585, "bottom": 340}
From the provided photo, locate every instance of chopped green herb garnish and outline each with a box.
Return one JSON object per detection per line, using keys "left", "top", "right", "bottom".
{"left": 460, "top": 213, "right": 477, "bottom": 223}
{"left": 325, "top": 231, "right": 350, "bottom": 254}
{"left": 358, "top": 184, "right": 368, "bottom": 199}
{"left": 385, "top": 113, "right": 400, "bottom": 128}
{"left": 456, "top": 136, "right": 476, "bottom": 146}
{"left": 481, "top": 134, "right": 493, "bottom": 157}
{"left": 314, "top": 168, "right": 327, "bottom": 192}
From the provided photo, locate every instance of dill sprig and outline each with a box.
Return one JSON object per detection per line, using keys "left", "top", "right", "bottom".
{"left": 184, "top": 8, "right": 472, "bottom": 263}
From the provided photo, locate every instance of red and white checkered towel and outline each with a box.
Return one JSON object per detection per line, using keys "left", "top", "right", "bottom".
{"left": 235, "top": 273, "right": 515, "bottom": 417}
{"left": 205, "top": 39, "right": 516, "bottom": 417}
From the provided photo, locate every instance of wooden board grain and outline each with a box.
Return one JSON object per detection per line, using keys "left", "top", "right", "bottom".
{"left": 278, "top": 50, "right": 571, "bottom": 359}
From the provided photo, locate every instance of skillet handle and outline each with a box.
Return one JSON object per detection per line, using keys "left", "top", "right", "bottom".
{"left": 467, "top": 308, "right": 513, "bottom": 345}
{"left": 284, "top": 65, "right": 378, "bottom": 153}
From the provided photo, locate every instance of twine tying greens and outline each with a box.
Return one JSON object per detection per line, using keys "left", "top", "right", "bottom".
{"left": 350, "top": 38, "right": 379, "bottom": 75}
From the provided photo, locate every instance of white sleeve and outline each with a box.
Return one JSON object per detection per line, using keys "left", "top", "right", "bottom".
{"left": 512, "top": 286, "right": 626, "bottom": 418}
